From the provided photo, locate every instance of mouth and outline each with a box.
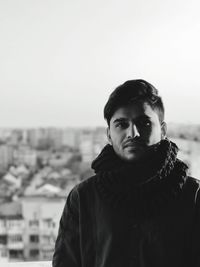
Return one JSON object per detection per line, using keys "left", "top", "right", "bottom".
{"left": 123, "top": 142, "right": 144, "bottom": 150}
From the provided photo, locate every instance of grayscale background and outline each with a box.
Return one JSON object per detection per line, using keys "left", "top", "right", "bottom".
{"left": 0, "top": 0, "right": 200, "bottom": 264}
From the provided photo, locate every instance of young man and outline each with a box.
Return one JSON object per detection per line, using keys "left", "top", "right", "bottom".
{"left": 53, "top": 80, "right": 200, "bottom": 267}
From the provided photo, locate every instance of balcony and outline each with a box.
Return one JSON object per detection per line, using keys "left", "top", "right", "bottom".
{"left": 0, "top": 261, "right": 51, "bottom": 267}
{"left": 7, "top": 241, "right": 24, "bottom": 250}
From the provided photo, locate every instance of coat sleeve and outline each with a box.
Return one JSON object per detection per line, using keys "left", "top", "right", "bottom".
{"left": 190, "top": 184, "right": 200, "bottom": 267}
{"left": 52, "top": 187, "right": 81, "bottom": 267}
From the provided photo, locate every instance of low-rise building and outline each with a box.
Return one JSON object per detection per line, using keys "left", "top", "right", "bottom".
{"left": 0, "top": 202, "right": 24, "bottom": 262}
{"left": 0, "top": 196, "right": 66, "bottom": 262}
{"left": 21, "top": 196, "right": 66, "bottom": 261}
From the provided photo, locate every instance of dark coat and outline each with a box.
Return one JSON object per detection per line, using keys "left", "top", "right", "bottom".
{"left": 52, "top": 175, "right": 200, "bottom": 267}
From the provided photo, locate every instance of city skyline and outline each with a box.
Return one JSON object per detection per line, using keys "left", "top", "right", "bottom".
{"left": 1, "top": 0, "right": 200, "bottom": 127}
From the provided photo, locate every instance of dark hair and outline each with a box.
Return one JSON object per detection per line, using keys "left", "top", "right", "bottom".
{"left": 104, "top": 79, "right": 164, "bottom": 126}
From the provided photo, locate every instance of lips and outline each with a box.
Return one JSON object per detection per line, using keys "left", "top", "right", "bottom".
{"left": 123, "top": 142, "right": 142, "bottom": 149}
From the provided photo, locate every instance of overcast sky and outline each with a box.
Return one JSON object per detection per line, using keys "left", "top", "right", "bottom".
{"left": 0, "top": 0, "right": 200, "bottom": 128}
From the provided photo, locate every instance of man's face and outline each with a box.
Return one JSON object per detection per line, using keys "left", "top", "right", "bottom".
{"left": 107, "top": 101, "right": 166, "bottom": 162}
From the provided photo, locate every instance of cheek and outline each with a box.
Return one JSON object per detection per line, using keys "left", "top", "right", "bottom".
{"left": 111, "top": 132, "right": 124, "bottom": 146}
{"left": 148, "top": 129, "right": 162, "bottom": 143}
{"left": 141, "top": 126, "right": 160, "bottom": 143}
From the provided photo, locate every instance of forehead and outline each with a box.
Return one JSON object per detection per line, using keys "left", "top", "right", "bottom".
{"left": 110, "top": 101, "right": 159, "bottom": 122}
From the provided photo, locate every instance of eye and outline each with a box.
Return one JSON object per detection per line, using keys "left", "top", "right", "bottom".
{"left": 116, "top": 121, "right": 129, "bottom": 129}
{"left": 137, "top": 120, "right": 151, "bottom": 128}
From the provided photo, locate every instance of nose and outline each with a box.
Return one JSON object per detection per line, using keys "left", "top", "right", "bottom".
{"left": 127, "top": 124, "right": 140, "bottom": 138}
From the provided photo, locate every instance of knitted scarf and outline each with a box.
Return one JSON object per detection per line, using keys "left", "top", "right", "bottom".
{"left": 91, "top": 139, "right": 188, "bottom": 219}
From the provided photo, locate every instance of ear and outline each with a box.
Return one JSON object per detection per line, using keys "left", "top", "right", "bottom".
{"left": 106, "top": 127, "right": 112, "bottom": 144}
{"left": 161, "top": 121, "right": 167, "bottom": 139}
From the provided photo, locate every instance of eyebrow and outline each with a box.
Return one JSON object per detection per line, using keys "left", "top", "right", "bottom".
{"left": 113, "top": 115, "right": 151, "bottom": 124}
{"left": 113, "top": 118, "right": 126, "bottom": 124}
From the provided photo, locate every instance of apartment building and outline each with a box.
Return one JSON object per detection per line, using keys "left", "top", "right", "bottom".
{"left": 0, "top": 202, "right": 24, "bottom": 262}
{"left": 21, "top": 196, "right": 66, "bottom": 261}
{"left": 13, "top": 145, "right": 37, "bottom": 168}
{"left": 0, "top": 145, "right": 14, "bottom": 172}
{"left": 0, "top": 196, "right": 66, "bottom": 262}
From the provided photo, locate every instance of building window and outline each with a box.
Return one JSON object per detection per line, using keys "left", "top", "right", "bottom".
{"left": 9, "top": 249, "right": 23, "bottom": 259}
{"left": 41, "top": 250, "right": 53, "bottom": 260}
{"left": 0, "top": 248, "right": 7, "bottom": 258}
{"left": 29, "top": 220, "right": 39, "bottom": 227}
{"left": 7, "top": 219, "right": 22, "bottom": 228}
{"left": 43, "top": 218, "right": 52, "bottom": 228}
{"left": 29, "top": 235, "right": 39, "bottom": 243}
{"left": 29, "top": 249, "right": 39, "bottom": 258}
{"left": 42, "top": 235, "right": 51, "bottom": 244}
{"left": 8, "top": 235, "right": 22, "bottom": 243}
{"left": 0, "top": 219, "right": 6, "bottom": 228}
{"left": 0, "top": 235, "right": 7, "bottom": 245}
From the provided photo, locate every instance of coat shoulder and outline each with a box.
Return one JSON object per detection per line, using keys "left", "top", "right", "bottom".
{"left": 68, "top": 174, "right": 98, "bottom": 202}
{"left": 185, "top": 176, "right": 200, "bottom": 190}
{"left": 75, "top": 174, "right": 98, "bottom": 192}
{"left": 182, "top": 176, "right": 200, "bottom": 204}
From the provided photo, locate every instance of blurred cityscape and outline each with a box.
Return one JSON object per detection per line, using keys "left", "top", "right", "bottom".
{"left": 0, "top": 124, "right": 199, "bottom": 262}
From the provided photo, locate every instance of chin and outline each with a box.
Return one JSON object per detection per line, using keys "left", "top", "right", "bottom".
{"left": 122, "top": 153, "right": 140, "bottom": 162}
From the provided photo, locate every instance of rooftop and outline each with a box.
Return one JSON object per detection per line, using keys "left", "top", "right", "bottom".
{"left": 0, "top": 261, "right": 51, "bottom": 267}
